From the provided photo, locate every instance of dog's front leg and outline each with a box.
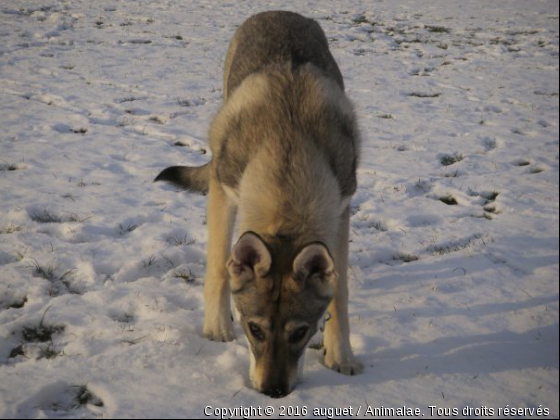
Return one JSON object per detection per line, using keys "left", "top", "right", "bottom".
{"left": 203, "top": 176, "right": 237, "bottom": 342}
{"left": 323, "top": 206, "right": 363, "bottom": 375}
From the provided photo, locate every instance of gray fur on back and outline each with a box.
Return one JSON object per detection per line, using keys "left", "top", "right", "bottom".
{"left": 224, "top": 11, "right": 344, "bottom": 100}
{"left": 213, "top": 12, "right": 359, "bottom": 199}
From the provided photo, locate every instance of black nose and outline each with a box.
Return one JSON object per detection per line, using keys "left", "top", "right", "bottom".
{"left": 263, "top": 387, "right": 290, "bottom": 399}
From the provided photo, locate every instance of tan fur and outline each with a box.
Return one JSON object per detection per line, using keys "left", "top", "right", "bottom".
{"left": 202, "top": 176, "right": 237, "bottom": 342}
{"left": 324, "top": 207, "right": 363, "bottom": 375}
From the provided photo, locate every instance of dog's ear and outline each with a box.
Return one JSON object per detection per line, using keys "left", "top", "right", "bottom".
{"left": 291, "top": 243, "right": 336, "bottom": 298}
{"left": 228, "top": 232, "right": 272, "bottom": 293}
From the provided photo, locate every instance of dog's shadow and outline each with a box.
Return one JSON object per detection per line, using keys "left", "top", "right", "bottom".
{"left": 299, "top": 322, "right": 559, "bottom": 393}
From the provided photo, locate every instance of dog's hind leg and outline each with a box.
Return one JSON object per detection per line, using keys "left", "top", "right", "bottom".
{"left": 323, "top": 206, "right": 363, "bottom": 375}
{"left": 203, "top": 175, "right": 237, "bottom": 342}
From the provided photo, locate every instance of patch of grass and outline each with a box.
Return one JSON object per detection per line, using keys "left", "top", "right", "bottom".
{"left": 118, "top": 223, "right": 139, "bottom": 235}
{"left": 409, "top": 92, "right": 442, "bottom": 98}
{"left": 72, "top": 385, "right": 104, "bottom": 408}
{"left": 506, "top": 29, "right": 540, "bottom": 36}
{"left": 76, "top": 178, "right": 100, "bottom": 189}
{"left": 178, "top": 97, "right": 206, "bottom": 108}
{"left": 442, "top": 169, "right": 461, "bottom": 178}
{"left": 30, "top": 259, "right": 76, "bottom": 295}
{"left": 6, "top": 296, "right": 28, "bottom": 309}
{"left": 33, "top": 262, "right": 70, "bottom": 282}
{"left": 385, "top": 26, "right": 408, "bottom": 36}
{"left": 440, "top": 153, "right": 464, "bottom": 166}
{"left": 439, "top": 195, "right": 459, "bottom": 206}
{"left": 149, "top": 115, "right": 166, "bottom": 124}
{"left": 177, "top": 99, "right": 192, "bottom": 107}
{"left": 21, "top": 307, "right": 65, "bottom": 343}
{"left": 112, "top": 312, "right": 134, "bottom": 324}
{"left": 481, "top": 191, "right": 500, "bottom": 204}
{"left": 119, "top": 335, "right": 149, "bottom": 346}
{"left": 415, "top": 179, "right": 432, "bottom": 193}
{"left": 425, "top": 25, "right": 450, "bottom": 33}
{"left": 168, "top": 233, "right": 196, "bottom": 246}
{"left": 38, "top": 343, "right": 63, "bottom": 359}
{"left": 118, "top": 96, "right": 139, "bottom": 103}
{"left": 352, "top": 14, "right": 372, "bottom": 25}
{"left": 173, "top": 269, "right": 197, "bottom": 284}
{"left": 393, "top": 253, "right": 420, "bottom": 263}
{"left": 483, "top": 138, "right": 497, "bottom": 151}
{"left": 62, "top": 193, "right": 77, "bottom": 202}
{"left": 129, "top": 39, "right": 152, "bottom": 45}
{"left": 534, "top": 90, "right": 559, "bottom": 97}
{"left": 396, "top": 38, "right": 424, "bottom": 46}
{"left": 30, "top": 209, "right": 90, "bottom": 224}
{"left": 9, "top": 345, "right": 25, "bottom": 359}
{"left": 174, "top": 141, "right": 189, "bottom": 147}
{"left": 490, "top": 37, "right": 517, "bottom": 46}
{"left": 483, "top": 205, "right": 501, "bottom": 215}
{"left": 429, "top": 234, "right": 487, "bottom": 256}
{"left": 30, "top": 209, "right": 63, "bottom": 223}
{"left": 142, "top": 255, "right": 157, "bottom": 269}
{"left": 468, "top": 189, "right": 481, "bottom": 197}
{"left": 67, "top": 213, "right": 92, "bottom": 223}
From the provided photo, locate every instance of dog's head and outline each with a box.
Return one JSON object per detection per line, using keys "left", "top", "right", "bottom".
{"left": 227, "top": 232, "right": 335, "bottom": 398}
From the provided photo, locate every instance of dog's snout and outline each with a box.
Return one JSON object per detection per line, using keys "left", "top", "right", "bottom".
{"left": 262, "top": 386, "right": 290, "bottom": 399}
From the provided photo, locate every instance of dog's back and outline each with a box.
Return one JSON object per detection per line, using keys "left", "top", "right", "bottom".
{"left": 223, "top": 11, "right": 344, "bottom": 101}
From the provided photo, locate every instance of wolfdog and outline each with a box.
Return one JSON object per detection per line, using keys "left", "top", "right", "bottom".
{"left": 156, "top": 11, "right": 362, "bottom": 398}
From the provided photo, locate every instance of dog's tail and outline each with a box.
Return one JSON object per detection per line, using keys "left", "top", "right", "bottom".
{"left": 154, "top": 162, "right": 210, "bottom": 194}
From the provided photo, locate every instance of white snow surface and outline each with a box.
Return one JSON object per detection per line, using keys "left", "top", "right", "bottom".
{"left": 0, "top": 0, "right": 558, "bottom": 418}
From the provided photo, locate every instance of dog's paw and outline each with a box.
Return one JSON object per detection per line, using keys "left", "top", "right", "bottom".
{"left": 203, "top": 317, "right": 235, "bottom": 342}
{"left": 325, "top": 353, "right": 363, "bottom": 376}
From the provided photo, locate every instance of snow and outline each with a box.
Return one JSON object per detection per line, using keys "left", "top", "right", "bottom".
{"left": 0, "top": 0, "right": 558, "bottom": 418}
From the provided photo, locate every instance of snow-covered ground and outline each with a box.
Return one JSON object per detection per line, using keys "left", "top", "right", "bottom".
{"left": 0, "top": 0, "right": 558, "bottom": 418}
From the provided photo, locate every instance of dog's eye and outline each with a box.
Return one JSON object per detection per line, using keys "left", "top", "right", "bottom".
{"left": 289, "top": 326, "right": 309, "bottom": 344}
{"left": 248, "top": 323, "right": 265, "bottom": 341}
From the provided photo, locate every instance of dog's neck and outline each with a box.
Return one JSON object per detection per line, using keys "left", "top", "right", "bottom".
{"left": 236, "top": 146, "right": 342, "bottom": 251}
